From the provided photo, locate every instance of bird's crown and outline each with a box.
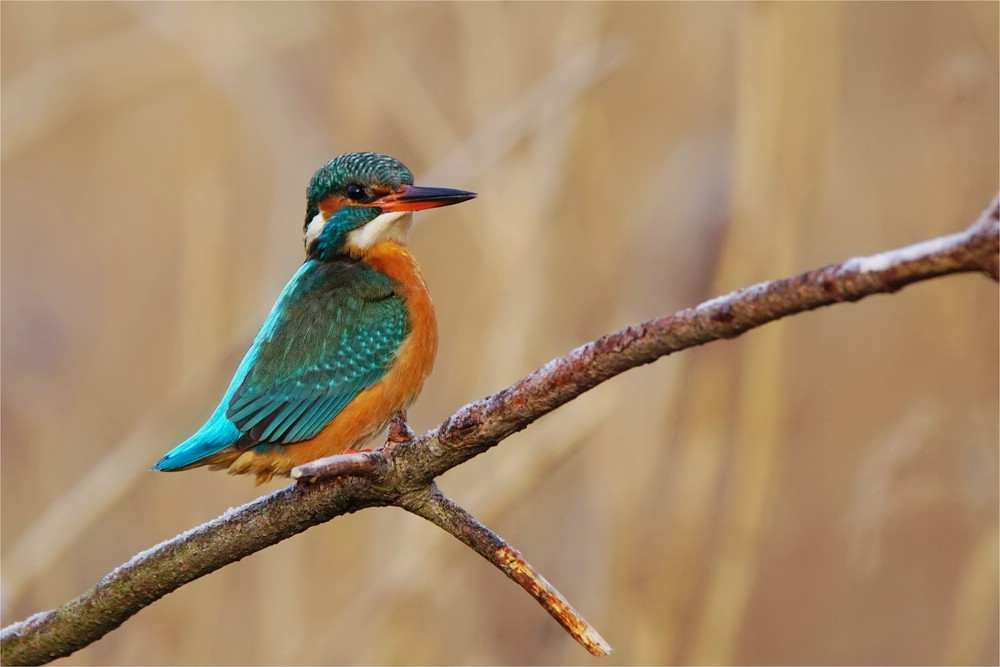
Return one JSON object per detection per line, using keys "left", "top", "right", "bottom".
{"left": 305, "top": 152, "right": 414, "bottom": 226}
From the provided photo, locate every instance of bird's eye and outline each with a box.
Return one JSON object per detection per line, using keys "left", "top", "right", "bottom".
{"left": 345, "top": 184, "right": 366, "bottom": 201}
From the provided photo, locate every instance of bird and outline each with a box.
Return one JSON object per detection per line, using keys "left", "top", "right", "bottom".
{"left": 153, "top": 152, "right": 476, "bottom": 484}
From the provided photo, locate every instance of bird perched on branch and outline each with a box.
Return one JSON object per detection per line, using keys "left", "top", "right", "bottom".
{"left": 153, "top": 153, "right": 476, "bottom": 484}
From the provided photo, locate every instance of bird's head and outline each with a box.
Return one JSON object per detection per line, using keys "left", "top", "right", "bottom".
{"left": 303, "top": 152, "right": 476, "bottom": 260}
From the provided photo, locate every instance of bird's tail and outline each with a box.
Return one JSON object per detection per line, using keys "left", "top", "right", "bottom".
{"left": 152, "top": 417, "right": 241, "bottom": 471}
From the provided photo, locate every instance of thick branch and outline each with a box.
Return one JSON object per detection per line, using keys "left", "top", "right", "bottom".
{"left": 0, "top": 478, "right": 390, "bottom": 666}
{"left": 2, "top": 195, "right": 996, "bottom": 666}
{"left": 393, "top": 195, "right": 1000, "bottom": 479}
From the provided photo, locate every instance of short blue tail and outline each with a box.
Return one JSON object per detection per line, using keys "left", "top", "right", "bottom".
{"left": 152, "top": 413, "right": 242, "bottom": 471}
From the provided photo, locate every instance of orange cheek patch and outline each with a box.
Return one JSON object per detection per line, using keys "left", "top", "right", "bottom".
{"left": 318, "top": 194, "right": 351, "bottom": 219}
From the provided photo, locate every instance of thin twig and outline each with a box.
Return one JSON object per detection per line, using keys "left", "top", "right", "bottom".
{"left": 399, "top": 484, "right": 612, "bottom": 656}
{"left": 291, "top": 451, "right": 380, "bottom": 481}
{"left": 2, "top": 197, "right": 996, "bottom": 666}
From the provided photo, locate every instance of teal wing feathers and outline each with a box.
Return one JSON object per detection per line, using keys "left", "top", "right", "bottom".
{"left": 227, "top": 259, "right": 409, "bottom": 447}
{"left": 153, "top": 258, "right": 409, "bottom": 472}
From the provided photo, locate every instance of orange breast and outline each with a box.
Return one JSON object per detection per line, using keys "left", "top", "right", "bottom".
{"left": 217, "top": 241, "right": 438, "bottom": 484}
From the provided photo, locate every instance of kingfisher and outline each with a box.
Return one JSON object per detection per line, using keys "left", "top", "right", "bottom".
{"left": 153, "top": 152, "right": 476, "bottom": 484}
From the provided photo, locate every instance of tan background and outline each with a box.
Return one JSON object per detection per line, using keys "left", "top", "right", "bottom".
{"left": 2, "top": 3, "right": 997, "bottom": 665}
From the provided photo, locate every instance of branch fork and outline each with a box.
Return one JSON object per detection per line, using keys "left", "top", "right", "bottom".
{"left": 291, "top": 415, "right": 613, "bottom": 657}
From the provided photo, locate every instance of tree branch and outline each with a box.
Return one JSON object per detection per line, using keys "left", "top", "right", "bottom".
{"left": 398, "top": 483, "right": 612, "bottom": 656}
{"left": 391, "top": 194, "right": 999, "bottom": 480}
{"left": 2, "top": 195, "right": 996, "bottom": 666}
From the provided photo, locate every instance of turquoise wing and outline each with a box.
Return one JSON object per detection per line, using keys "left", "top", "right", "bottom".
{"left": 227, "top": 260, "right": 409, "bottom": 447}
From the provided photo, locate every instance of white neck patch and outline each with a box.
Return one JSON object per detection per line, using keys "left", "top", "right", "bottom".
{"left": 305, "top": 212, "right": 326, "bottom": 248}
{"left": 345, "top": 211, "right": 413, "bottom": 252}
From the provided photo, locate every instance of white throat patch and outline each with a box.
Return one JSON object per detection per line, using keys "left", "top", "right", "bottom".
{"left": 346, "top": 211, "right": 413, "bottom": 252}
{"left": 305, "top": 213, "right": 326, "bottom": 248}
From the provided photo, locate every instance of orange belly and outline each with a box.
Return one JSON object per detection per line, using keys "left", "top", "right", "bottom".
{"left": 203, "top": 241, "right": 438, "bottom": 484}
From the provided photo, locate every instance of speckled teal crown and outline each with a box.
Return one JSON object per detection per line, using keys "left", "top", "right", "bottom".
{"left": 305, "top": 153, "right": 415, "bottom": 226}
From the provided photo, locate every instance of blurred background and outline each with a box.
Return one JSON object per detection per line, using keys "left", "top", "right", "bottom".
{"left": 2, "top": 3, "right": 997, "bottom": 665}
